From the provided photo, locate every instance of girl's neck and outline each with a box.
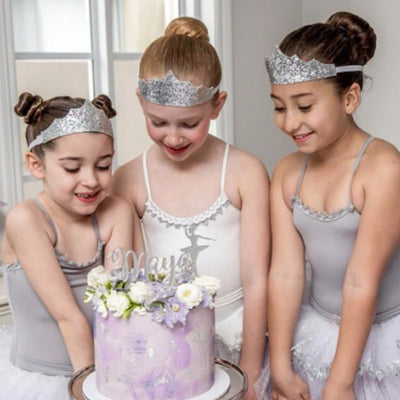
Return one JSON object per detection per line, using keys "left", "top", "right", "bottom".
{"left": 312, "top": 124, "right": 368, "bottom": 163}
{"left": 37, "top": 192, "right": 92, "bottom": 224}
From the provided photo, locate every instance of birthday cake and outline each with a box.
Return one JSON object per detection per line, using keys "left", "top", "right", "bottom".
{"left": 85, "top": 248, "right": 221, "bottom": 400}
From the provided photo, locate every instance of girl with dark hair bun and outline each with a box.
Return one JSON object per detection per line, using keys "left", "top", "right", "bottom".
{"left": 256, "top": 11, "right": 400, "bottom": 400}
{"left": 0, "top": 93, "right": 134, "bottom": 399}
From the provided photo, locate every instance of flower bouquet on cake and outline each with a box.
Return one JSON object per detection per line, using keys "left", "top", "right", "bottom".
{"left": 84, "top": 247, "right": 225, "bottom": 400}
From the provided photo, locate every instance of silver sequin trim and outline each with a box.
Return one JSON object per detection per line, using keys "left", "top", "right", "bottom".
{"left": 28, "top": 100, "right": 113, "bottom": 151}
{"left": 138, "top": 71, "right": 219, "bottom": 107}
{"left": 265, "top": 46, "right": 363, "bottom": 85}
{"left": 291, "top": 195, "right": 355, "bottom": 222}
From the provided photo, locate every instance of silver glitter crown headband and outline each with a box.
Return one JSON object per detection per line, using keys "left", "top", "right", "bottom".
{"left": 28, "top": 100, "right": 113, "bottom": 151}
{"left": 138, "top": 70, "right": 219, "bottom": 107}
{"left": 265, "top": 45, "right": 364, "bottom": 85}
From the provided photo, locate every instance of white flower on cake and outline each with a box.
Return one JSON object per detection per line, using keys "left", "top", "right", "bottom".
{"left": 129, "top": 281, "right": 150, "bottom": 304}
{"left": 97, "top": 298, "right": 108, "bottom": 318}
{"left": 107, "top": 290, "right": 130, "bottom": 317}
{"left": 87, "top": 265, "right": 111, "bottom": 288}
{"left": 176, "top": 283, "right": 203, "bottom": 309}
{"left": 193, "top": 275, "right": 221, "bottom": 295}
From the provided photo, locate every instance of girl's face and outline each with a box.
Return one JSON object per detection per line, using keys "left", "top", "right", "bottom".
{"left": 29, "top": 133, "right": 114, "bottom": 217}
{"left": 270, "top": 79, "right": 355, "bottom": 153}
{"left": 139, "top": 93, "right": 225, "bottom": 162}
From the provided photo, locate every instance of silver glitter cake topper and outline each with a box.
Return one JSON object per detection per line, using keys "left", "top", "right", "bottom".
{"left": 265, "top": 45, "right": 363, "bottom": 85}
{"left": 109, "top": 247, "right": 194, "bottom": 286}
{"left": 28, "top": 100, "right": 113, "bottom": 151}
{"left": 138, "top": 70, "right": 220, "bottom": 107}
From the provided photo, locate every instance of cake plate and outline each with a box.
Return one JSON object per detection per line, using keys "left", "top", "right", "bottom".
{"left": 68, "top": 358, "right": 248, "bottom": 400}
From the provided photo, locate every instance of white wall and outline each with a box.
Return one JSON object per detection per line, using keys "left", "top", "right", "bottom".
{"left": 232, "top": 0, "right": 400, "bottom": 174}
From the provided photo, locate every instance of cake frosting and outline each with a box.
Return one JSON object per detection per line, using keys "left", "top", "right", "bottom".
{"left": 85, "top": 248, "right": 220, "bottom": 400}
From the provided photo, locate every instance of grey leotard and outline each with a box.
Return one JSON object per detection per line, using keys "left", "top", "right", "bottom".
{"left": 3, "top": 199, "right": 104, "bottom": 376}
{"left": 292, "top": 136, "right": 400, "bottom": 323}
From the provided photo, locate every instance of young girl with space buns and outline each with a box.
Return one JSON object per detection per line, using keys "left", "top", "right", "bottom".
{"left": 0, "top": 93, "right": 133, "bottom": 399}
{"left": 256, "top": 11, "right": 400, "bottom": 400}
{"left": 112, "top": 16, "right": 270, "bottom": 398}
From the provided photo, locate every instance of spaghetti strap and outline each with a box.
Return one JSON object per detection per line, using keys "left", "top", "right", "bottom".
{"left": 220, "top": 143, "right": 230, "bottom": 192}
{"left": 33, "top": 198, "right": 58, "bottom": 246}
{"left": 142, "top": 148, "right": 153, "bottom": 201}
{"left": 349, "top": 135, "right": 375, "bottom": 202}
{"left": 295, "top": 155, "right": 312, "bottom": 196}
{"left": 91, "top": 214, "right": 102, "bottom": 242}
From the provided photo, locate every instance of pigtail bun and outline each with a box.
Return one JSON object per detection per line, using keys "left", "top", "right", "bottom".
{"left": 326, "top": 11, "right": 376, "bottom": 65}
{"left": 92, "top": 94, "right": 117, "bottom": 119}
{"left": 14, "top": 92, "right": 48, "bottom": 125}
{"left": 164, "top": 17, "right": 209, "bottom": 42}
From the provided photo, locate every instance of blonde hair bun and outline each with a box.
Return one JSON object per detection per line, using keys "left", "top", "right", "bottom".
{"left": 164, "top": 16, "right": 209, "bottom": 42}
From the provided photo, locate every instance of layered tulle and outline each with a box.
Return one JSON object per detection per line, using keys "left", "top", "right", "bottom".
{"left": 0, "top": 325, "right": 70, "bottom": 400}
{"left": 255, "top": 304, "right": 400, "bottom": 400}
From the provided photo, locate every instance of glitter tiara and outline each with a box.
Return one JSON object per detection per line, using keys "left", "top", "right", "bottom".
{"left": 28, "top": 100, "right": 113, "bottom": 151}
{"left": 265, "top": 46, "right": 364, "bottom": 85}
{"left": 138, "top": 70, "right": 220, "bottom": 107}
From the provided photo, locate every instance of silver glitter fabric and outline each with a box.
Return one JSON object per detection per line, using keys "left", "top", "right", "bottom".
{"left": 265, "top": 46, "right": 363, "bottom": 85}
{"left": 28, "top": 100, "right": 113, "bottom": 151}
{"left": 138, "top": 70, "right": 219, "bottom": 107}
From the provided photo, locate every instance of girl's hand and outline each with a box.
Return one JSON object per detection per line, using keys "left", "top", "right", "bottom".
{"left": 322, "top": 381, "right": 356, "bottom": 400}
{"left": 272, "top": 370, "right": 311, "bottom": 400}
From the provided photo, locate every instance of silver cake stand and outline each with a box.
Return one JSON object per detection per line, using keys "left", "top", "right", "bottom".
{"left": 68, "top": 358, "right": 248, "bottom": 400}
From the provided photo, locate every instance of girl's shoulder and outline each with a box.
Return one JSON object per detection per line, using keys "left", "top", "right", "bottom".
{"left": 227, "top": 143, "right": 269, "bottom": 178}
{"left": 359, "top": 137, "right": 400, "bottom": 180}
{"left": 272, "top": 151, "right": 306, "bottom": 182}
{"left": 5, "top": 199, "right": 43, "bottom": 229}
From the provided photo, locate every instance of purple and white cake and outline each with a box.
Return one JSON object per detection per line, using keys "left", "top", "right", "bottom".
{"left": 85, "top": 248, "right": 221, "bottom": 400}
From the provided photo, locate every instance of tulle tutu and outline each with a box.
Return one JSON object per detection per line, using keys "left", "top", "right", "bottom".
{"left": 0, "top": 325, "right": 70, "bottom": 400}
{"left": 215, "top": 305, "right": 243, "bottom": 364}
{"left": 255, "top": 304, "right": 400, "bottom": 400}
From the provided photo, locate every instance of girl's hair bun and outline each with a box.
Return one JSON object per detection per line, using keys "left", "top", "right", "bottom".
{"left": 164, "top": 16, "right": 209, "bottom": 42}
{"left": 326, "top": 11, "right": 376, "bottom": 65}
{"left": 92, "top": 94, "right": 117, "bottom": 118}
{"left": 14, "top": 92, "right": 49, "bottom": 125}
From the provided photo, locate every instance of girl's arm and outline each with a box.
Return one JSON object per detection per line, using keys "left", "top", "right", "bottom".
{"left": 97, "top": 195, "right": 139, "bottom": 270}
{"left": 268, "top": 158, "right": 311, "bottom": 400}
{"left": 237, "top": 154, "right": 270, "bottom": 398}
{"left": 111, "top": 163, "right": 145, "bottom": 254}
{"left": 324, "top": 146, "right": 400, "bottom": 398}
{"left": 4, "top": 205, "right": 93, "bottom": 371}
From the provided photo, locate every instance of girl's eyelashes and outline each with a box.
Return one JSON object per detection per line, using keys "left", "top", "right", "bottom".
{"left": 96, "top": 165, "right": 111, "bottom": 171}
{"left": 299, "top": 105, "right": 312, "bottom": 112}
{"left": 64, "top": 167, "right": 79, "bottom": 173}
{"left": 182, "top": 122, "right": 199, "bottom": 129}
{"left": 151, "top": 120, "right": 166, "bottom": 127}
{"left": 274, "top": 106, "right": 285, "bottom": 113}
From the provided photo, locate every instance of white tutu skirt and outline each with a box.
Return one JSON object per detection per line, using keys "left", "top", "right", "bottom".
{"left": 0, "top": 325, "right": 70, "bottom": 400}
{"left": 255, "top": 304, "right": 400, "bottom": 400}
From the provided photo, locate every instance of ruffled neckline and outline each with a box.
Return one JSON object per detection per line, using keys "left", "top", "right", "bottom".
{"left": 143, "top": 193, "right": 232, "bottom": 228}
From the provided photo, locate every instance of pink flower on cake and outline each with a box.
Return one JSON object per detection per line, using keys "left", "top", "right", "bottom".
{"left": 175, "top": 283, "right": 203, "bottom": 309}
